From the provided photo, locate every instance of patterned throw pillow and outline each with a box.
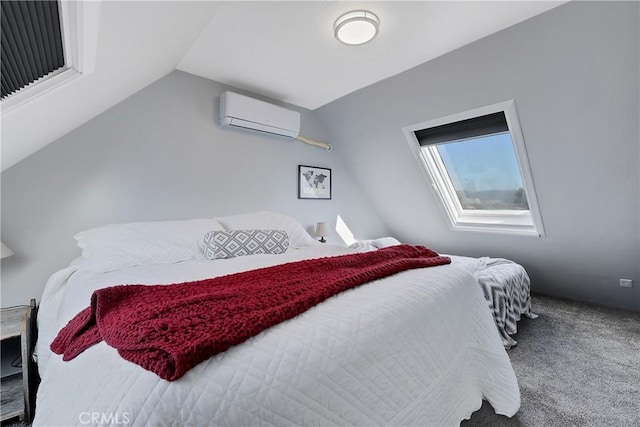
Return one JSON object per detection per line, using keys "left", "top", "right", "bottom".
{"left": 203, "top": 229, "right": 290, "bottom": 259}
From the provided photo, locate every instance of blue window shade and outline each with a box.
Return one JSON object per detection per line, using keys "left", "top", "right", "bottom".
{"left": 1, "top": 0, "right": 65, "bottom": 99}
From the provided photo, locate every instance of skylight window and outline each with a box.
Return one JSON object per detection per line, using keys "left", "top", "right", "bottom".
{"left": 1, "top": 0, "right": 65, "bottom": 99}
{"left": 404, "top": 101, "right": 544, "bottom": 237}
{"left": 0, "top": 0, "right": 100, "bottom": 111}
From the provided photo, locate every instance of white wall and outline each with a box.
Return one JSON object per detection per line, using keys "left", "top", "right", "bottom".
{"left": 0, "top": 71, "right": 389, "bottom": 306}
{"left": 316, "top": 1, "right": 640, "bottom": 310}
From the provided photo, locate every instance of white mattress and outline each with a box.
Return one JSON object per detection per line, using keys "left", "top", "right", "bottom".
{"left": 34, "top": 245, "right": 520, "bottom": 426}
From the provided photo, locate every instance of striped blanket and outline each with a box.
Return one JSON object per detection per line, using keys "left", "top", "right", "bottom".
{"left": 449, "top": 256, "right": 537, "bottom": 348}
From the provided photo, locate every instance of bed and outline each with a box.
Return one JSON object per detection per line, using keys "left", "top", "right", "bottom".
{"left": 351, "top": 239, "right": 537, "bottom": 348}
{"left": 33, "top": 212, "right": 520, "bottom": 426}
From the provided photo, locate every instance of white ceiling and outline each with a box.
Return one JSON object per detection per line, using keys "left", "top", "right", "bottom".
{"left": 1, "top": 1, "right": 564, "bottom": 171}
{"left": 178, "top": 1, "right": 564, "bottom": 110}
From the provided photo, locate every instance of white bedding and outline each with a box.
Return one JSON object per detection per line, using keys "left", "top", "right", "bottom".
{"left": 34, "top": 245, "right": 520, "bottom": 426}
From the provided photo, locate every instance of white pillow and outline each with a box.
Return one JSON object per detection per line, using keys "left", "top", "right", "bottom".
{"left": 74, "top": 218, "right": 225, "bottom": 272}
{"left": 216, "top": 211, "right": 318, "bottom": 249}
{"left": 348, "top": 237, "right": 401, "bottom": 252}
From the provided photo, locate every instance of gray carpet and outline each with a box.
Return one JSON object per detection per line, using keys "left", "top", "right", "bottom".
{"left": 463, "top": 294, "right": 640, "bottom": 426}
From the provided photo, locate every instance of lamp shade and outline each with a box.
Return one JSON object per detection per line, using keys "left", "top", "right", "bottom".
{"left": 315, "top": 222, "right": 330, "bottom": 237}
{"left": 1, "top": 242, "right": 14, "bottom": 259}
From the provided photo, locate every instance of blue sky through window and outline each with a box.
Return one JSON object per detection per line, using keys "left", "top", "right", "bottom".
{"left": 435, "top": 133, "right": 529, "bottom": 210}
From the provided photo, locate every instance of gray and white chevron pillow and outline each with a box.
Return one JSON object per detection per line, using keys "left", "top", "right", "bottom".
{"left": 203, "top": 229, "right": 290, "bottom": 260}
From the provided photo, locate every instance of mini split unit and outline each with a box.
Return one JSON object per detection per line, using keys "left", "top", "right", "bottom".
{"left": 219, "top": 91, "right": 331, "bottom": 151}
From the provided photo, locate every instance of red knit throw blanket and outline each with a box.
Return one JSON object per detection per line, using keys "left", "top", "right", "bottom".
{"left": 51, "top": 245, "right": 450, "bottom": 381}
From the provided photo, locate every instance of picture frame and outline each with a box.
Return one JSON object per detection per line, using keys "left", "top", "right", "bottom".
{"left": 298, "top": 165, "right": 332, "bottom": 200}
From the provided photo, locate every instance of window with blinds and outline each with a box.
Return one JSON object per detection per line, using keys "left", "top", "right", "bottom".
{"left": 403, "top": 101, "right": 545, "bottom": 237}
{"left": 1, "top": 0, "right": 65, "bottom": 100}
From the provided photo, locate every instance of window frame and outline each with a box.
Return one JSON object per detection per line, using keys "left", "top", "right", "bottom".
{"left": 1, "top": 1, "right": 100, "bottom": 112}
{"left": 403, "top": 100, "right": 545, "bottom": 237}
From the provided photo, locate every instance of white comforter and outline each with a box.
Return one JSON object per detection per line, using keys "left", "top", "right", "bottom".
{"left": 34, "top": 245, "right": 519, "bottom": 426}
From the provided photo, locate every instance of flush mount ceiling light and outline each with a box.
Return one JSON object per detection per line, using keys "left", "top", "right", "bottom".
{"left": 334, "top": 10, "right": 379, "bottom": 45}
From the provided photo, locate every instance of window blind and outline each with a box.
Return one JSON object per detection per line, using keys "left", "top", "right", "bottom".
{"left": 415, "top": 111, "right": 509, "bottom": 146}
{"left": 1, "top": 0, "right": 65, "bottom": 100}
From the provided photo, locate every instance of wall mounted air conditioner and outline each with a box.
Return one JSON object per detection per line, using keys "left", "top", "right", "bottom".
{"left": 219, "top": 91, "right": 300, "bottom": 138}
{"left": 219, "top": 91, "right": 331, "bottom": 150}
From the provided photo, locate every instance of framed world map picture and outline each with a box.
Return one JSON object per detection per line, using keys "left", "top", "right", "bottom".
{"left": 298, "top": 165, "right": 332, "bottom": 200}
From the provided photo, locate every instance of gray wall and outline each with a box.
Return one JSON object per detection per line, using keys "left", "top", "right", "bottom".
{"left": 2, "top": 1, "right": 638, "bottom": 312}
{"left": 317, "top": 1, "right": 640, "bottom": 311}
{"left": 1, "top": 71, "right": 389, "bottom": 306}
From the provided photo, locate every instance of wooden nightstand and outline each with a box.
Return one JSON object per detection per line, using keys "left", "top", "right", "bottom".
{"left": 1, "top": 300, "right": 37, "bottom": 423}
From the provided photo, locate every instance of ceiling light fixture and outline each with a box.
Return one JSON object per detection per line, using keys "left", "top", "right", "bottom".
{"left": 334, "top": 10, "right": 379, "bottom": 46}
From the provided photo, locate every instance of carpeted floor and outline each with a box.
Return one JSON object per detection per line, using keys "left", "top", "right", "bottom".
{"left": 463, "top": 294, "right": 640, "bottom": 426}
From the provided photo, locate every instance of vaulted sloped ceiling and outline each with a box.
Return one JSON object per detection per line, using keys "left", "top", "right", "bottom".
{"left": 0, "top": 1, "right": 564, "bottom": 171}
{"left": 1, "top": 1, "right": 221, "bottom": 171}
